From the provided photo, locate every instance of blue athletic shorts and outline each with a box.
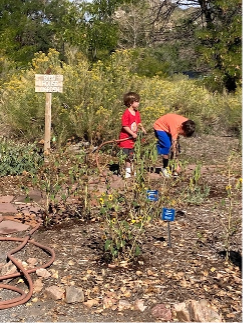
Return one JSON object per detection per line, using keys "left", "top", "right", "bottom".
{"left": 154, "top": 130, "right": 172, "bottom": 155}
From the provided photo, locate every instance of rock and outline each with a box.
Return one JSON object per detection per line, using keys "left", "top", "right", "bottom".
{"left": 118, "top": 299, "right": 131, "bottom": 311}
{"left": 84, "top": 299, "right": 99, "bottom": 308}
{"left": 44, "top": 285, "right": 64, "bottom": 300}
{"left": 36, "top": 268, "right": 51, "bottom": 278}
{"left": 189, "top": 299, "right": 222, "bottom": 322}
{"left": 1, "top": 261, "right": 17, "bottom": 276}
{"left": 151, "top": 304, "right": 172, "bottom": 321}
{"left": 33, "top": 278, "right": 44, "bottom": 293}
{"left": 173, "top": 299, "right": 222, "bottom": 322}
{"left": 173, "top": 301, "right": 191, "bottom": 322}
{"left": 103, "top": 296, "right": 117, "bottom": 309}
{"left": 134, "top": 299, "right": 147, "bottom": 312}
{"left": 65, "top": 286, "right": 84, "bottom": 303}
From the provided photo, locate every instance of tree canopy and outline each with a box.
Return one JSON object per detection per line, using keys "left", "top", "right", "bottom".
{"left": 0, "top": 0, "right": 241, "bottom": 91}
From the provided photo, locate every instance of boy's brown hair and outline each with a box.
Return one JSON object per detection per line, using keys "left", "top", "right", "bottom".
{"left": 182, "top": 120, "right": 195, "bottom": 137}
{"left": 124, "top": 92, "right": 140, "bottom": 107}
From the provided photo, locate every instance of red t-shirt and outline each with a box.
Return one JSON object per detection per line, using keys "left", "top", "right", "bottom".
{"left": 119, "top": 109, "right": 141, "bottom": 148}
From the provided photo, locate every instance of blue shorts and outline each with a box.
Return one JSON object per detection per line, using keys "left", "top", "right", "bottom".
{"left": 154, "top": 130, "right": 172, "bottom": 155}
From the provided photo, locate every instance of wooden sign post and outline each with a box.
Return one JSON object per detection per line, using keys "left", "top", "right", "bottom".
{"left": 45, "top": 92, "right": 52, "bottom": 154}
{"left": 35, "top": 74, "right": 63, "bottom": 155}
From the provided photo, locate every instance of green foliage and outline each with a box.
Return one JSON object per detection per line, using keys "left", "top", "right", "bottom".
{"left": 0, "top": 0, "right": 88, "bottom": 66}
{"left": 82, "top": 0, "right": 141, "bottom": 61}
{"left": 195, "top": 0, "right": 242, "bottom": 92}
{"left": 0, "top": 0, "right": 50, "bottom": 64}
{"left": 86, "top": 20, "right": 119, "bottom": 62}
{"left": 0, "top": 138, "right": 43, "bottom": 176}
{"left": 218, "top": 87, "right": 242, "bottom": 135}
{"left": 0, "top": 54, "right": 17, "bottom": 84}
{"left": 129, "top": 48, "right": 170, "bottom": 78}
{"left": 87, "top": 0, "right": 140, "bottom": 18}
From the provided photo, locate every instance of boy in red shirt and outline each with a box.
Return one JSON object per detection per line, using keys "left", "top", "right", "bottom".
{"left": 119, "top": 92, "right": 146, "bottom": 178}
{"left": 154, "top": 113, "right": 195, "bottom": 177}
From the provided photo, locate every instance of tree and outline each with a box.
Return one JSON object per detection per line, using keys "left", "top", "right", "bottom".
{"left": 195, "top": 0, "right": 242, "bottom": 91}
{"left": 0, "top": 0, "right": 52, "bottom": 64}
{"left": 0, "top": 0, "right": 87, "bottom": 66}
{"left": 112, "top": 1, "right": 201, "bottom": 76}
{"left": 113, "top": 1, "right": 151, "bottom": 49}
{"left": 148, "top": 0, "right": 242, "bottom": 91}
{"left": 83, "top": 0, "right": 143, "bottom": 60}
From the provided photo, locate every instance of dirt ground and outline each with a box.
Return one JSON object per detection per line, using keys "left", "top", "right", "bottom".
{"left": 0, "top": 134, "right": 242, "bottom": 322}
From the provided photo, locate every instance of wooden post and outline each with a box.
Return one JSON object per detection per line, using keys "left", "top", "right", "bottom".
{"left": 35, "top": 74, "right": 63, "bottom": 159}
{"left": 44, "top": 92, "right": 52, "bottom": 155}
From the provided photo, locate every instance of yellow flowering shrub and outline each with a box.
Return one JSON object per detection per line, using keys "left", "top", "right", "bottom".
{"left": 0, "top": 48, "right": 241, "bottom": 144}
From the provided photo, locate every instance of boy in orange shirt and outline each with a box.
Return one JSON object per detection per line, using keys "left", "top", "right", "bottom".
{"left": 119, "top": 92, "right": 146, "bottom": 178}
{"left": 153, "top": 113, "right": 195, "bottom": 177}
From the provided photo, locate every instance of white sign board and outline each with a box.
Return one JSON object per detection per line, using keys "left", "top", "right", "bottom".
{"left": 35, "top": 74, "right": 63, "bottom": 93}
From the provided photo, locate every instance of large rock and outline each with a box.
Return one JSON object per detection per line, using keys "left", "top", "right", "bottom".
{"left": 173, "top": 299, "right": 222, "bottom": 322}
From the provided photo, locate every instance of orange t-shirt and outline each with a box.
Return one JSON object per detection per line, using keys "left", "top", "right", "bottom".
{"left": 153, "top": 114, "right": 188, "bottom": 140}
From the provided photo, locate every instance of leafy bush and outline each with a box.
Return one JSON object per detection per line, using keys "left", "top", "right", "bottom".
{"left": 0, "top": 139, "right": 43, "bottom": 176}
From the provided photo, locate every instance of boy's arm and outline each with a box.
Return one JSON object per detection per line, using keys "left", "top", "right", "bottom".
{"left": 138, "top": 123, "right": 147, "bottom": 134}
{"left": 171, "top": 136, "right": 180, "bottom": 158}
{"left": 123, "top": 126, "right": 137, "bottom": 138}
{"left": 171, "top": 140, "right": 177, "bottom": 157}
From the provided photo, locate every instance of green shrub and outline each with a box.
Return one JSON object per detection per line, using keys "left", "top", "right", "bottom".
{"left": 0, "top": 48, "right": 241, "bottom": 146}
{"left": 0, "top": 139, "right": 43, "bottom": 176}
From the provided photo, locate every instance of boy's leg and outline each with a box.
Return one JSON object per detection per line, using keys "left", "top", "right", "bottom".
{"left": 123, "top": 148, "right": 134, "bottom": 178}
{"left": 125, "top": 158, "right": 131, "bottom": 178}
{"left": 154, "top": 130, "right": 171, "bottom": 177}
{"left": 162, "top": 154, "right": 169, "bottom": 168}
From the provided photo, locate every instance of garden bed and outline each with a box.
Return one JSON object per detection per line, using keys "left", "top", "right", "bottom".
{"left": 0, "top": 135, "right": 242, "bottom": 322}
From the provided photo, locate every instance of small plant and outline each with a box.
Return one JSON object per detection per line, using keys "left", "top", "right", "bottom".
{"left": 21, "top": 149, "right": 94, "bottom": 226}
{"left": 99, "top": 147, "right": 163, "bottom": 264}
{"left": 100, "top": 190, "right": 156, "bottom": 264}
{"left": 189, "top": 163, "right": 202, "bottom": 190}
{"left": 0, "top": 138, "right": 43, "bottom": 176}
{"left": 181, "top": 163, "right": 210, "bottom": 205}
